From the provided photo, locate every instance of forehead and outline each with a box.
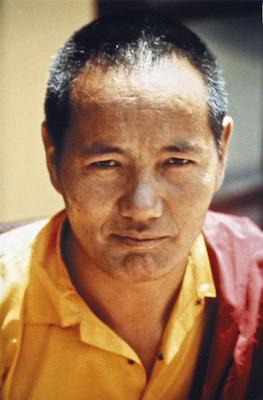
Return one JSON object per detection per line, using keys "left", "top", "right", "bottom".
{"left": 70, "top": 55, "right": 208, "bottom": 113}
{"left": 66, "top": 56, "right": 213, "bottom": 156}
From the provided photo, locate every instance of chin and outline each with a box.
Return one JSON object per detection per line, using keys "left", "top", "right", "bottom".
{"left": 103, "top": 252, "right": 177, "bottom": 283}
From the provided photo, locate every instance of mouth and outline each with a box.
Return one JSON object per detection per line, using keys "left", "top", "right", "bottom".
{"left": 111, "top": 234, "right": 170, "bottom": 249}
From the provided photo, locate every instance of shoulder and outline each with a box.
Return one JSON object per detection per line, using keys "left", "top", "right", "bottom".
{"left": 204, "top": 210, "right": 263, "bottom": 254}
{"left": 203, "top": 210, "right": 263, "bottom": 305}
{"left": 0, "top": 220, "right": 49, "bottom": 286}
{"left": 0, "top": 219, "right": 49, "bottom": 323}
{"left": 0, "top": 219, "right": 50, "bottom": 385}
{"left": 0, "top": 219, "right": 49, "bottom": 250}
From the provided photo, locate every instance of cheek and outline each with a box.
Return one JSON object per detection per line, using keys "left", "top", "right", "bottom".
{"left": 166, "top": 170, "right": 217, "bottom": 224}
{"left": 60, "top": 173, "right": 124, "bottom": 222}
{"left": 169, "top": 168, "right": 217, "bottom": 198}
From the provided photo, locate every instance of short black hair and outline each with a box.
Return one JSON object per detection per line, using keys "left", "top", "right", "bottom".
{"left": 44, "top": 11, "right": 228, "bottom": 160}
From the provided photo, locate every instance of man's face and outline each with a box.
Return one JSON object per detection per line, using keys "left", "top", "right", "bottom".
{"left": 47, "top": 56, "right": 229, "bottom": 282}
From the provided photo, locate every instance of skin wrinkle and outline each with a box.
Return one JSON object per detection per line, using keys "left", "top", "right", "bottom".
{"left": 68, "top": 101, "right": 208, "bottom": 163}
{"left": 71, "top": 55, "right": 208, "bottom": 110}
{"left": 43, "top": 55, "right": 232, "bottom": 376}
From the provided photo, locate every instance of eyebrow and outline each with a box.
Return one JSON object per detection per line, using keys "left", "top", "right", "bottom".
{"left": 80, "top": 141, "right": 203, "bottom": 157}
{"left": 81, "top": 143, "right": 124, "bottom": 156}
{"left": 162, "top": 143, "right": 203, "bottom": 154}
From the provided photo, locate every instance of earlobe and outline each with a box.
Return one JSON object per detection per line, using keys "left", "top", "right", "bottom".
{"left": 41, "top": 122, "right": 62, "bottom": 194}
{"left": 215, "top": 115, "right": 233, "bottom": 191}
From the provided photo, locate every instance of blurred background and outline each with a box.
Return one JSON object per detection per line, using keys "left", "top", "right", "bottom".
{"left": 1, "top": 0, "right": 262, "bottom": 227}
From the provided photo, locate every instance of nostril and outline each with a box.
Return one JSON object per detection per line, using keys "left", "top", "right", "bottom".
{"left": 118, "top": 175, "right": 163, "bottom": 221}
{"left": 119, "top": 194, "right": 163, "bottom": 221}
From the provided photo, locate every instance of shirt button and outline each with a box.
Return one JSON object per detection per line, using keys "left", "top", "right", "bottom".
{"left": 127, "top": 359, "right": 135, "bottom": 365}
{"left": 157, "top": 353, "right": 164, "bottom": 361}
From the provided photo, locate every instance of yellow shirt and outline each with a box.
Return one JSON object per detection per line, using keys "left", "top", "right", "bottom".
{"left": 1, "top": 211, "right": 216, "bottom": 400}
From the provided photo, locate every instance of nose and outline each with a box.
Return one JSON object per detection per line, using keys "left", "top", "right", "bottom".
{"left": 119, "top": 173, "right": 163, "bottom": 222}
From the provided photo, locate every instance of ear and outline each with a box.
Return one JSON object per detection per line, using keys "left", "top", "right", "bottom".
{"left": 41, "top": 122, "right": 63, "bottom": 194}
{"left": 215, "top": 115, "right": 233, "bottom": 191}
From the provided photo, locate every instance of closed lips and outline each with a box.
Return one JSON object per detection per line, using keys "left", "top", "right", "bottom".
{"left": 112, "top": 233, "right": 169, "bottom": 241}
{"left": 111, "top": 234, "right": 169, "bottom": 248}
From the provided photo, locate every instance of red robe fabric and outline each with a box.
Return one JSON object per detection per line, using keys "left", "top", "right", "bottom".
{"left": 191, "top": 211, "right": 263, "bottom": 400}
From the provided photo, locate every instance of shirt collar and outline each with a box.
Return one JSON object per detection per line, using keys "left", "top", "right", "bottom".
{"left": 190, "top": 233, "right": 216, "bottom": 301}
{"left": 24, "top": 211, "right": 140, "bottom": 361}
{"left": 160, "top": 233, "right": 216, "bottom": 363}
{"left": 24, "top": 211, "right": 82, "bottom": 327}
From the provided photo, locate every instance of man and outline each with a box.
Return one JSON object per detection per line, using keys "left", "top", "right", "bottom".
{"left": 0, "top": 11, "right": 262, "bottom": 400}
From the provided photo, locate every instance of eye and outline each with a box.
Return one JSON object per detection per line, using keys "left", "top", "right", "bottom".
{"left": 89, "top": 159, "right": 121, "bottom": 169}
{"left": 164, "top": 157, "right": 191, "bottom": 167}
